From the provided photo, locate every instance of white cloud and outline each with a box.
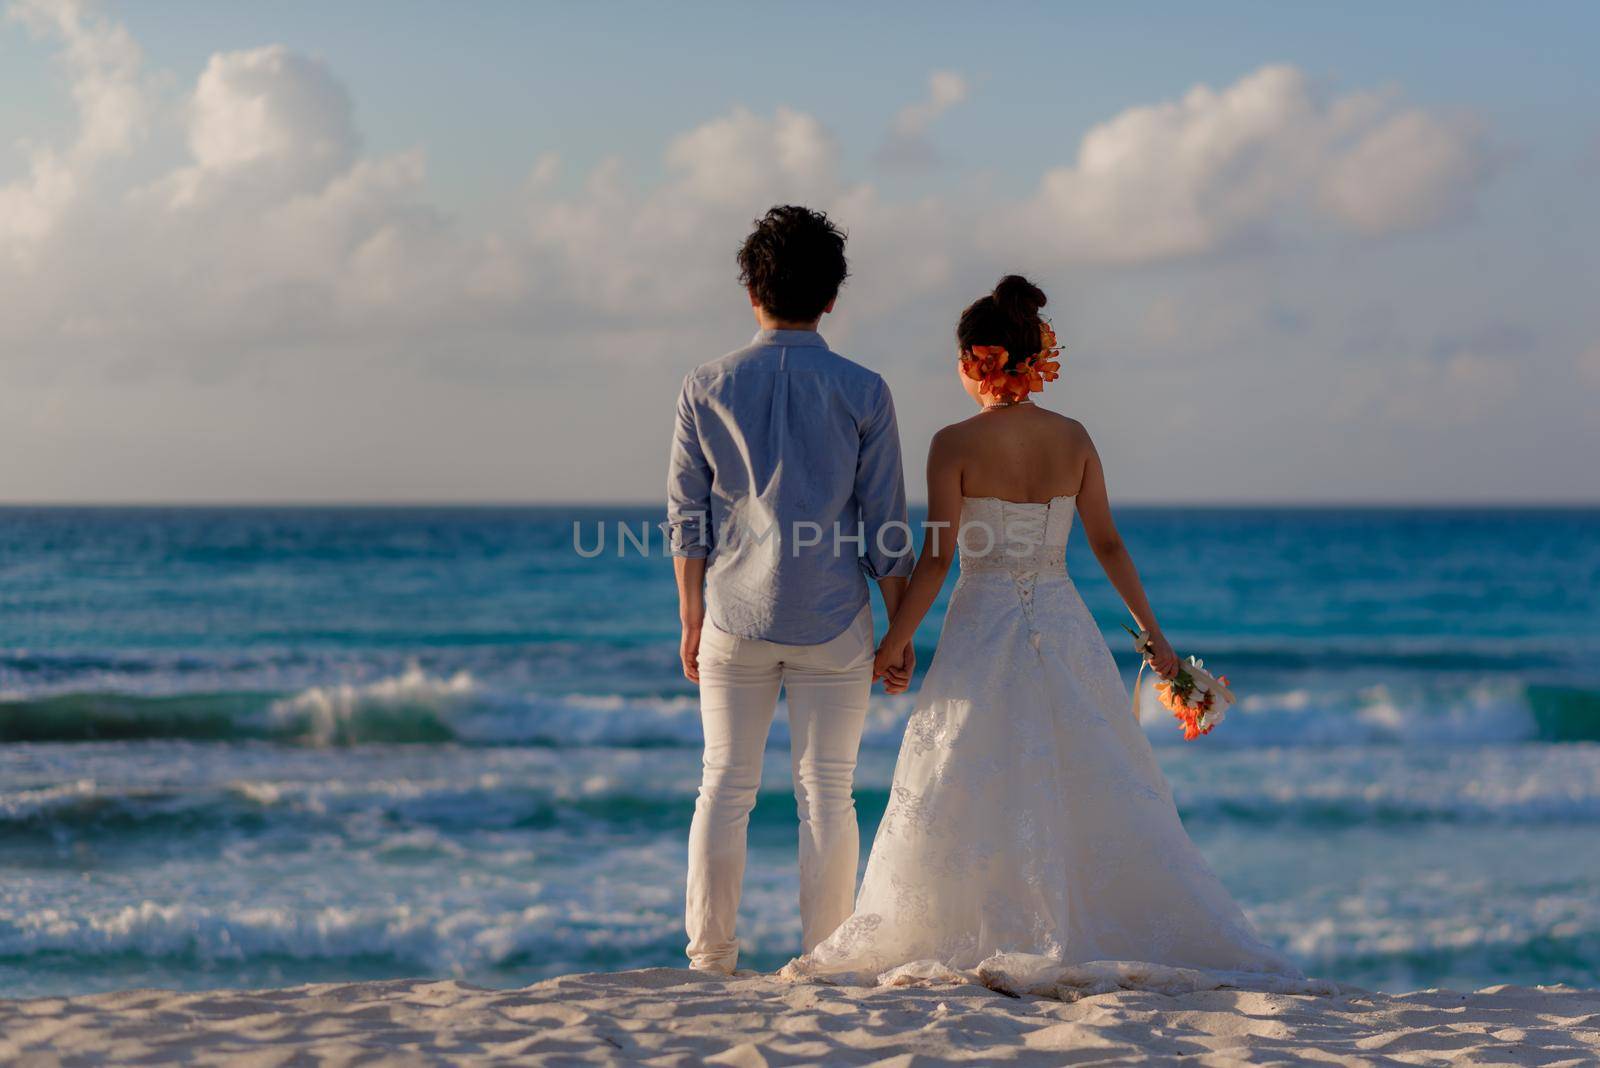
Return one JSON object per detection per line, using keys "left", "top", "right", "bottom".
{"left": 664, "top": 105, "right": 838, "bottom": 204}
{"left": 518, "top": 107, "right": 851, "bottom": 323}
{"left": 878, "top": 70, "right": 969, "bottom": 167}
{"left": 1318, "top": 105, "right": 1488, "bottom": 234}
{"left": 0, "top": 0, "right": 146, "bottom": 251}
{"left": 1, "top": 21, "right": 477, "bottom": 367}
{"left": 513, "top": 104, "right": 976, "bottom": 346}
{"left": 159, "top": 45, "right": 358, "bottom": 207}
{"left": 1003, "top": 65, "right": 1490, "bottom": 264}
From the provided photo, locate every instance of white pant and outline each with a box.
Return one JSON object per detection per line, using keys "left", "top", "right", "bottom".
{"left": 685, "top": 605, "right": 874, "bottom": 972}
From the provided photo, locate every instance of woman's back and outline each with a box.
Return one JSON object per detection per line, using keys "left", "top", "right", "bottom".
{"left": 941, "top": 404, "right": 1091, "bottom": 503}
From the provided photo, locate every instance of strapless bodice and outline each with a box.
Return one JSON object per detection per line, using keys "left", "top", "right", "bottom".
{"left": 957, "top": 495, "right": 1074, "bottom": 574}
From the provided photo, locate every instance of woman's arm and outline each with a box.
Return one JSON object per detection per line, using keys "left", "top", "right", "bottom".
{"left": 873, "top": 429, "right": 964, "bottom": 691}
{"left": 1075, "top": 433, "right": 1180, "bottom": 677}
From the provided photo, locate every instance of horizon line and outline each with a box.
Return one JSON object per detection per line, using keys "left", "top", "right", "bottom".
{"left": 1, "top": 499, "right": 1597, "bottom": 510}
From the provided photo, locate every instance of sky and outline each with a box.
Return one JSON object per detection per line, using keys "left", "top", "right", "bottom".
{"left": 1, "top": 1, "right": 1597, "bottom": 504}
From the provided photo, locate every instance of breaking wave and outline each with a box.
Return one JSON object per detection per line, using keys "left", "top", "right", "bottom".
{"left": 2, "top": 666, "right": 1596, "bottom": 748}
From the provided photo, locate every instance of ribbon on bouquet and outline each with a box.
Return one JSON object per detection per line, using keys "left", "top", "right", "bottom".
{"left": 1127, "top": 626, "right": 1156, "bottom": 723}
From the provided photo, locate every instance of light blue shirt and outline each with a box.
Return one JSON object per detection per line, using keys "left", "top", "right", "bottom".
{"left": 666, "top": 329, "right": 914, "bottom": 644}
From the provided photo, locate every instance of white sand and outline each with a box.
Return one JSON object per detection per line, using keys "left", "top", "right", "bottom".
{"left": 4, "top": 965, "right": 1599, "bottom": 1066}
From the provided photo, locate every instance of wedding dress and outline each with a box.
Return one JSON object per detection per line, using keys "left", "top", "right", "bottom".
{"left": 784, "top": 495, "right": 1299, "bottom": 984}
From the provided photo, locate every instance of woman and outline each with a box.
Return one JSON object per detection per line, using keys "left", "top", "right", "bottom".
{"left": 784, "top": 276, "right": 1298, "bottom": 983}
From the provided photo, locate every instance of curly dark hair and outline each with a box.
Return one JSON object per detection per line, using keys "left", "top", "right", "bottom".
{"left": 957, "top": 275, "right": 1047, "bottom": 370}
{"left": 736, "top": 205, "right": 848, "bottom": 323}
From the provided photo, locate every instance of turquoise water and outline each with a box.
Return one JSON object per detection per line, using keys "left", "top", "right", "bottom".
{"left": 1, "top": 506, "right": 1597, "bottom": 997}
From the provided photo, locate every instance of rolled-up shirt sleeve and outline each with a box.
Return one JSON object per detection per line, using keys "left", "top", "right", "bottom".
{"left": 855, "top": 376, "right": 914, "bottom": 580}
{"left": 665, "top": 376, "right": 714, "bottom": 558}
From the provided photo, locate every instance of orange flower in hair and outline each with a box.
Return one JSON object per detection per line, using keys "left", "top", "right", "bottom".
{"left": 967, "top": 345, "right": 1006, "bottom": 379}
{"left": 1036, "top": 319, "right": 1062, "bottom": 382}
{"left": 960, "top": 345, "right": 1014, "bottom": 401}
{"left": 959, "top": 318, "right": 1064, "bottom": 403}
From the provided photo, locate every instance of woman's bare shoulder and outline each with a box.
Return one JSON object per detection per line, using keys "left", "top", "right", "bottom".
{"left": 1034, "top": 407, "right": 1092, "bottom": 445}
{"left": 930, "top": 412, "right": 990, "bottom": 447}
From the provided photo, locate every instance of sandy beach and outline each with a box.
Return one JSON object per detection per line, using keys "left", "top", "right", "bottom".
{"left": 4, "top": 965, "right": 1598, "bottom": 1067}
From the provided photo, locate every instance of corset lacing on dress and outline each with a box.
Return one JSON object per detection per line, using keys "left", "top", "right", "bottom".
{"left": 956, "top": 496, "right": 1074, "bottom": 652}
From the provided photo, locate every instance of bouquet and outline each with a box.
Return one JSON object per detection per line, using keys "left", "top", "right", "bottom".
{"left": 1122, "top": 625, "right": 1234, "bottom": 740}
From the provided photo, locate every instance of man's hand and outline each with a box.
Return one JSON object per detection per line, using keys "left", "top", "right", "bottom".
{"left": 873, "top": 636, "right": 915, "bottom": 695}
{"left": 680, "top": 617, "right": 703, "bottom": 683}
{"left": 674, "top": 556, "right": 707, "bottom": 683}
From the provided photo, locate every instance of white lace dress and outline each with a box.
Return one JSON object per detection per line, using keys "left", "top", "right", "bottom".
{"left": 785, "top": 495, "right": 1299, "bottom": 984}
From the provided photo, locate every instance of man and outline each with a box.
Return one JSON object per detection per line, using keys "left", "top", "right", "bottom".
{"left": 666, "top": 205, "right": 914, "bottom": 974}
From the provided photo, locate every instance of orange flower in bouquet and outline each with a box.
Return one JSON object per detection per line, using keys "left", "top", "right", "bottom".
{"left": 1124, "top": 626, "right": 1234, "bottom": 740}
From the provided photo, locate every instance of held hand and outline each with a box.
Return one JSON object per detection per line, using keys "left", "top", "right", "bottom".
{"left": 873, "top": 636, "right": 915, "bottom": 695}
{"left": 680, "top": 620, "right": 703, "bottom": 683}
{"left": 889, "top": 643, "right": 915, "bottom": 694}
{"left": 1145, "top": 631, "right": 1179, "bottom": 679}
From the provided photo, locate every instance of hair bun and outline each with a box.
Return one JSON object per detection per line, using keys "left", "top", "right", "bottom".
{"left": 956, "top": 273, "right": 1051, "bottom": 378}
{"left": 992, "top": 274, "right": 1046, "bottom": 319}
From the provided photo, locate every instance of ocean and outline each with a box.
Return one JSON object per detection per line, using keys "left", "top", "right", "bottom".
{"left": 1, "top": 505, "right": 1597, "bottom": 998}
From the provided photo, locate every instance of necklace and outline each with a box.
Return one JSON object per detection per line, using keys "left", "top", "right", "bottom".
{"left": 981, "top": 400, "right": 1034, "bottom": 411}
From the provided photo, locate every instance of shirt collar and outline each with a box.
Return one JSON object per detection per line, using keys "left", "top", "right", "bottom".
{"left": 752, "top": 328, "right": 827, "bottom": 349}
